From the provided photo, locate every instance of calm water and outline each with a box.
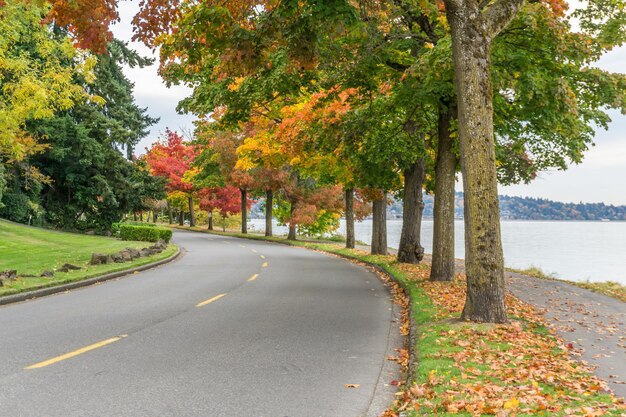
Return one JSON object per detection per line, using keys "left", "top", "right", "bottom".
{"left": 248, "top": 219, "right": 626, "bottom": 284}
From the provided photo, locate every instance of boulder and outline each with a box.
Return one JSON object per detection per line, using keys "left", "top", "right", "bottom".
{"left": 126, "top": 248, "right": 141, "bottom": 259}
{"left": 40, "top": 270, "right": 54, "bottom": 278}
{"left": 1, "top": 270, "right": 17, "bottom": 281}
{"left": 111, "top": 253, "right": 124, "bottom": 263}
{"left": 57, "top": 267, "right": 69, "bottom": 273}
{"left": 90, "top": 253, "right": 112, "bottom": 265}
{"left": 119, "top": 250, "right": 133, "bottom": 262}
{"left": 0, "top": 270, "right": 18, "bottom": 287}
{"left": 154, "top": 239, "right": 168, "bottom": 250}
{"left": 139, "top": 248, "right": 152, "bottom": 257}
{"left": 148, "top": 244, "right": 163, "bottom": 254}
{"left": 61, "top": 263, "right": 81, "bottom": 271}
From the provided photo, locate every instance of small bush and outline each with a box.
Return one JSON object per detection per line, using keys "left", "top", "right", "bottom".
{"left": 111, "top": 222, "right": 122, "bottom": 236}
{"left": 0, "top": 192, "right": 33, "bottom": 223}
{"left": 119, "top": 224, "right": 172, "bottom": 243}
{"left": 126, "top": 221, "right": 157, "bottom": 227}
{"left": 157, "top": 227, "right": 173, "bottom": 243}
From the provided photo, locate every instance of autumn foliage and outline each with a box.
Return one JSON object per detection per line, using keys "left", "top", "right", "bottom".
{"left": 144, "top": 129, "right": 196, "bottom": 194}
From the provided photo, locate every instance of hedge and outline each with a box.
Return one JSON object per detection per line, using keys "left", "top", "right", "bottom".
{"left": 119, "top": 224, "right": 172, "bottom": 243}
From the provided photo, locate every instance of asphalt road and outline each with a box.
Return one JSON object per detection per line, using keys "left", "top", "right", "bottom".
{"left": 0, "top": 230, "right": 400, "bottom": 417}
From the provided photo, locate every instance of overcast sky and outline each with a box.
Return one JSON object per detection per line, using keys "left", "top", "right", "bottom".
{"left": 110, "top": 2, "right": 626, "bottom": 205}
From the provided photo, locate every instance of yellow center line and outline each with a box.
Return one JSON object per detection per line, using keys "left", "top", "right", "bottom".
{"left": 25, "top": 335, "right": 127, "bottom": 370}
{"left": 260, "top": 255, "right": 266, "bottom": 259}
{"left": 262, "top": 262, "right": 268, "bottom": 268}
{"left": 251, "top": 249, "right": 258, "bottom": 253}
{"left": 247, "top": 274, "right": 259, "bottom": 282}
{"left": 196, "top": 293, "right": 227, "bottom": 308}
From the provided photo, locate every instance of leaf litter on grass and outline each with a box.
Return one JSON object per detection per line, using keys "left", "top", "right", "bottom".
{"left": 369, "top": 257, "right": 626, "bottom": 417}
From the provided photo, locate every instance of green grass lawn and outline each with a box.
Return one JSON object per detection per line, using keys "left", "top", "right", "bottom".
{"left": 0, "top": 219, "right": 177, "bottom": 297}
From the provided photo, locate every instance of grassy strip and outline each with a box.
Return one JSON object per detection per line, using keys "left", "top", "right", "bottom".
{"left": 175, "top": 225, "right": 625, "bottom": 416}
{"left": 0, "top": 219, "right": 151, "bottom": 275}
{"left": 0, "top": 219, "right": 178, "bottom": 297}
{"left": 508, "top": 266, "right": 626, "bottom": 303}
{"left": 0, "top": 245, "right": 178, "bottom": 297}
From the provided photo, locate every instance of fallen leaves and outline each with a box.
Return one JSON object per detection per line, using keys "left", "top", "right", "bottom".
{"left": 344, "top": 383, "right": 360, "bottom": 389}
{"left": 380, "top": 259, "right": 626, "bottom": 416}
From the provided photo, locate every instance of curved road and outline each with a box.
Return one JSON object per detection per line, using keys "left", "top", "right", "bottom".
{"left": 0, "top": 230, "right": 400, "bottom": 416}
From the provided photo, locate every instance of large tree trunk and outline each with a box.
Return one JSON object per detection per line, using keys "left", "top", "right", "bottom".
{"left": 344, "top": 187, "right": 355, "bottom": 249}
{"left": 265, "top": 190, "right": 273, "bottom": 237}
{"left": 153, "top": 211, "right": 158, "bottom": 223}
{"left": 208, "top": 211, "right": 213, "bottom": 230}
{"left": 397, "top": 160, "right": 425, "bottom": 264}
{"left": 431, "top": 105, "right": 458, "bottom": 282}
{"left": 167, "top": 200, "right": 173, "bottom": 224}
{"left": 178, "top": 210, "right": 184, "bottom": 226}
{"left": 133, "top": 212, "right": 137, "bottom": 221}
{"left": 371, "top": 193, "right": 387, "bottom": 255}
{"left": 287, "top": 199, "right": 297, "bottom": 241}
{"left": 188, "top": 196, "right": 195, "bottom": 227}
{"left": 240, "top": 188, "right": 248, "bottom": 234}
{"left": 444, "top": 0, "right": 522, "bottom": 323}
{"left": 139, "top": 211, "right": 143, "bottom": 222}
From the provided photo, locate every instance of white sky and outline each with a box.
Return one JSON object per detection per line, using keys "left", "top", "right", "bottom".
{"left": 110, "top": 2, "right": 626, "bottom": 205}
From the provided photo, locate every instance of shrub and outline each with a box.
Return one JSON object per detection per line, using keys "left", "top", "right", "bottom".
{"left": 157, "top": 227, "right": 173, "bottom": 243}
{"left": 126, "top": 221, "right": 157, "bottom": 227}
{"left": 0, "top": 192, "right": 32, "bottom": 223}
{"left": 111, "top": 222, "right": 122, "bottom": 237}
{"left": 119, "top": 224, "right": 159, "bottom": 242}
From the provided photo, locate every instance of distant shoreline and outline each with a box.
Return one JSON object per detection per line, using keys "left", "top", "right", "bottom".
{"left": 248, "top": 216, "right": 626, "bottom": 222}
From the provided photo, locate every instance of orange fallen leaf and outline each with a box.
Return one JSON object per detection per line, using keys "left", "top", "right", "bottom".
{"left": 344, "top": 383, "right": 360, "bottom": 388}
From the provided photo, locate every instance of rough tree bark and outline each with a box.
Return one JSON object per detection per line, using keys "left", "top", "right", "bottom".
{"left": 153, "top": 211, "right": 158, "bottom": 223}
{"left": 133, "top": 212, "right": 137, "bottom": 221}
{"left": 208, "top": 211, "right": 213, "bottom": 230}
{"left": 397, "top": 160, "right": 426, "bottom": 264}
{"left": 240, "top": 188, "right": 248, "bottom": 234}
{"left": 431, "top": 105, "right": 457, "bottom": 281}
{"left": 178, "top": 210, "right": 184, "bottom": 226}
{"left": 344, "top": 187, "right": 355, "bottom": 249}
{"left": 139, "top": 211, "right": 143, "bottom": 222}
{"left": 265, "top": 190, "right": 273, "bottom": 237}
{"left": 188, "top": 196, "right": 195, "bottom": 227}
{"left": 371, "top": 192, "right": 388, "bottom": 255}
{"left": 444, "top": 0, "right": 524, "bottom": 323}
{"left": 167, "top": 200, "right": 173, "bottom": 224}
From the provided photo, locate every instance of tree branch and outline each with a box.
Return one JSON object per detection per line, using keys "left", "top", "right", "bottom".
{"left": 483, "top": 0, "right": 526, "bottom": 37}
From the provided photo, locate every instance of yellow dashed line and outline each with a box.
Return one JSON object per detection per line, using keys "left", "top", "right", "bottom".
{"left": 251, "top": 249, "right": 258, "bottom": 253}
{"left": 25, "top": 335, "right": 127, "bottom": 370}
{"left": 262, "top": 262, "right": 268, "bottom": 268}
{"left": 196, "top": 293, "right": 227, "bottom": 308}
{"left": 247, "top": 274, "right": 259, "bottom": 282}
{"left": 260, "top": 255, "right": 266, "bottom": 259}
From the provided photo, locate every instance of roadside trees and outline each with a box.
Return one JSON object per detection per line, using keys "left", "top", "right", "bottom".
{"left": 144, "top": 129, "right": 197, "bottom": 226}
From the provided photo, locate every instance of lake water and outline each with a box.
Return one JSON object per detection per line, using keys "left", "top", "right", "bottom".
{"left": 248, "top": 219, "right": 626, "bottom": 284}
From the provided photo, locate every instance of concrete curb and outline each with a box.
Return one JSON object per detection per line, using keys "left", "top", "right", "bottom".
{"left": 172, "top": 227, "right": 420, "bottom": 392}
{"left": 0, "top": 247, "right": 183, "bottom": 306}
